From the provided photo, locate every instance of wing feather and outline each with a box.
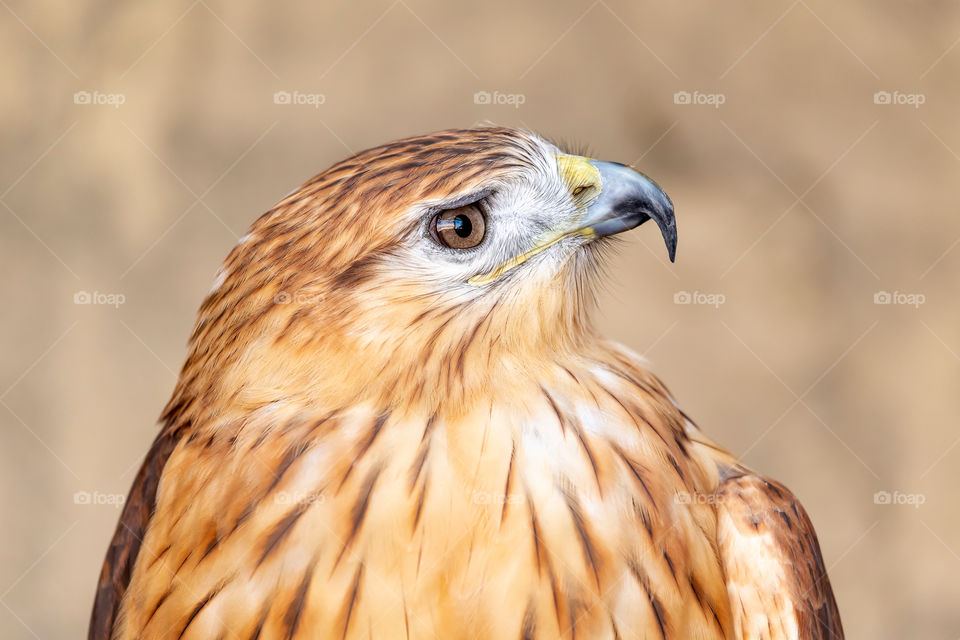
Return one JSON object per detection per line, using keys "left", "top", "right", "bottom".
{"left": 88, "top": 428, "right": 181, "bottom": 640}
{"left": 716, "top": 474, "right": 843, "bottom": 640}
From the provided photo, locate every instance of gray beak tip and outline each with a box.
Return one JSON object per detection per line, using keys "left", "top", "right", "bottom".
{"left": 661, "top": 211, "right": 677, "bottom": 263}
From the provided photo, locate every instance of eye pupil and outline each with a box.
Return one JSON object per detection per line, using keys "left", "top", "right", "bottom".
{"left": 454, "top": 214, "right": 472, "bottom": 237}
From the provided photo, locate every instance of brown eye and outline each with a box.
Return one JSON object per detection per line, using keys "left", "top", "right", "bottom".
{"left": 433, "top": 203, "right": 486, "bottom": 249}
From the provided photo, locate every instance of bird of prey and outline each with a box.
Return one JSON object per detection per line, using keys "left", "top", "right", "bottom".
{"left": 90, "top": 126, "right": 842, "bottom": 639}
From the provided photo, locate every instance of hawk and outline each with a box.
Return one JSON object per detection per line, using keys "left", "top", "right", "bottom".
{"left": 90, "top": 127, "right": 842, "bottom": 639}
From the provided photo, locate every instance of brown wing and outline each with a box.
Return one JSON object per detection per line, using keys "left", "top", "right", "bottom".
{"left": 88, "top": 428, "right": 181, "bottom": 640}
{"left": 716, "top": 474, "right": 843, "bottom": 640}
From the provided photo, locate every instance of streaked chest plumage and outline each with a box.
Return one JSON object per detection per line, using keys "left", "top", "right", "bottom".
{"left": 117, "top": 352, "right": 734, "bottom": 639}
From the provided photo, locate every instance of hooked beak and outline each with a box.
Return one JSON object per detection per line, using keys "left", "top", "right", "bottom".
{"left": 467, "top": 155, "right": 676, "bottom": 286}
{"left": 565, "top": 156, "right": 677, "bottom": 262}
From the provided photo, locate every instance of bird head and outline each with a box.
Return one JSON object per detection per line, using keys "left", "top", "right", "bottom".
{"left": 165, "top": 127, "right": 675, "bottom": 425}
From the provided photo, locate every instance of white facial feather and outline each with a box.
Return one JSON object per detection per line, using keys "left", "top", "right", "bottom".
{"left": 385, "top": 134, "right": 584, "bottom": 292}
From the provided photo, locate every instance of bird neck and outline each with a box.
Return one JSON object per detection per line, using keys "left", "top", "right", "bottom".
{"left": 162, "top": 273, "right": 600, "bottom": 429}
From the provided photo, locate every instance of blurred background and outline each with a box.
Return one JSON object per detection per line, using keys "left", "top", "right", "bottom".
{"left": 1, "top": 1, "right": 958, "bottom": 637}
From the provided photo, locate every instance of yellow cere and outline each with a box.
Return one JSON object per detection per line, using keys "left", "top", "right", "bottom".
{"left": 555, "top": 154, "right": 602, "bottom": 206}
{"left": 468, "top": 155, "right": 602, "bottom": 286}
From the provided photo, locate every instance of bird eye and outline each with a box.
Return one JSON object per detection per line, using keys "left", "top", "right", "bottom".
{"left": 432, "top": 203, "right": 486, "bottom": 249}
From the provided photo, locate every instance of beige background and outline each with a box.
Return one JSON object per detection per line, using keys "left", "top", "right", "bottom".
{"left": 2, "top": 1, "right": 958, "bottom": 637}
